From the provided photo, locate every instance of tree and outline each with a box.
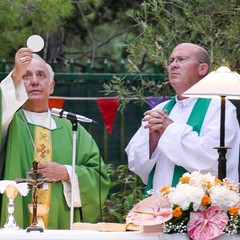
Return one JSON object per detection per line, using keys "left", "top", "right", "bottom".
{"left": 0, "top": 0, "right": 145, "bottom": 72}
{"left": 0, "top": 0, "right": 73, "bottom": 59}
{"left": 126, "top": 0, "right": 240, "bottom": 71}
{"left": 103, "top": 0, "right": 240, "bottom": 109}
{"left": 60, "top": 0, "right": 144, "bottom": 72}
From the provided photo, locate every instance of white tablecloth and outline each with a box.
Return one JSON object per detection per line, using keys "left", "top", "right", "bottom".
{"left": 0, "top": 230, "right": 238, "bottom": 240}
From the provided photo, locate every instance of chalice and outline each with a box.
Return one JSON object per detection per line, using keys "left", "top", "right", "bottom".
{"left": 3, "top": 184, "right": 20, "bottom": 230}
{"left": 0, "top": 180, "right": 29, "bottom": 230}
{"left": 28, "top": 203, "right": 50, "bottom": 230}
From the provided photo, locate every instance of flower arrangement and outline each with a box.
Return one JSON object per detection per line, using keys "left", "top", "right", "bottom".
{"left": 159, "top": 171, "right": 240, "bottom": 240}
{"left": 126, "top": 171, "right": 240, "bottom": 240}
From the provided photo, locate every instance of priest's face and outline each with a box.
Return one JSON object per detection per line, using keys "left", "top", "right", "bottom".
{"left": 167, "top": 43, "right": 209, "bottom": 99}
{"left": 22, "top": 58, "right": 55, "bottom": 112}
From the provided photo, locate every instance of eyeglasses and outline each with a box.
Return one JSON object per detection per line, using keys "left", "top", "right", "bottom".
{"left": 165, "top": 56, "right": 203, "bottom": 67}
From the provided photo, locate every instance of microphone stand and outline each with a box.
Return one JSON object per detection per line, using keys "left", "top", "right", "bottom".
{"left": 69, "top": 120, "right": 83, "bottom": 230}
{"left": 69, "top": 120, "right": 101, "bottom": 227}
{"left": 51, "top": 109, "right": 97, "bottom": 229}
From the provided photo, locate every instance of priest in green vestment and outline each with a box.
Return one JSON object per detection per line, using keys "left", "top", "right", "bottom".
{"left": 0, "top": 48, "right": 110, "bottom": 229}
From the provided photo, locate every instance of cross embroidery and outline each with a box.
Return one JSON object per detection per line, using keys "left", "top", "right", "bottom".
{"left": 39, "top": 132, "right": 48, "bottom": 141}
{"left": 37, "top": 144, "right": 51, "bottom": 159}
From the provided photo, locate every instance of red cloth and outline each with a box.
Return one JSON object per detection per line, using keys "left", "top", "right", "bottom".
{"left": 96, "top": 98, "right": 118, "bottom": 134}
{"left": 49, "top": 98, "right": 65, "bottom": 109}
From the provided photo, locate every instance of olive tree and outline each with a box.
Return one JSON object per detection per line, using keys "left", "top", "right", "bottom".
{"left": 103, "top": 0, "right": 240, "bottom": 108}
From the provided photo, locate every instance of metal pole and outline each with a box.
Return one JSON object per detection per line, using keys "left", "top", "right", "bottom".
{"left": 70, "top": 121, "right": 77, "bottom": 230}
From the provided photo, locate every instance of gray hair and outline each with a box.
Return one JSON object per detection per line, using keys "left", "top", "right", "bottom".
{"left": 32, "top": 53, "right": 54, "bottom": 82}
{"left": 195, "top": 48, "right": 210, "bottom": 67}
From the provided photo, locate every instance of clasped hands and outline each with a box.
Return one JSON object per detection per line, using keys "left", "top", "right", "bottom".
{"left": 142, "top": 109, "right": 173, "bottom": 133}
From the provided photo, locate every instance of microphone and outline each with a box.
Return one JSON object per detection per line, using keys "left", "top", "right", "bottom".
{"left": 51, "top": 108, "right": 97, "bottom": 124}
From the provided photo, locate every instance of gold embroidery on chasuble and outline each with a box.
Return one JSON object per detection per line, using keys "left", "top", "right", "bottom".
{"left": 32, "top": 126, "right": 52, "bottom": 228}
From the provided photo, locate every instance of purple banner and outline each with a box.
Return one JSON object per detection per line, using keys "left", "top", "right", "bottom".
{"left": 146, "top": 97, "right": 172, "bottom": 109}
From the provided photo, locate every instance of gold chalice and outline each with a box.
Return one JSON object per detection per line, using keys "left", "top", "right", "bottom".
{"left": 3, "top": 184, "right": 20, "bottom": 230}
{"left": 28, "top": 203, "right": 50, "bottom": 230}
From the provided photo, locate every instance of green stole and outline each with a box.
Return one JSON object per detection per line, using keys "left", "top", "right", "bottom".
{"left": 144, "top": 97, "right": 211, "bottom": 197}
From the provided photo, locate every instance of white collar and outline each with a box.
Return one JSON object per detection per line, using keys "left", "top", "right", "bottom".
{"left": 175, "top": 96, "right": 198, "bottom": 107}
{"left": 22, "top": 109, "right": 57, "bottom": 130}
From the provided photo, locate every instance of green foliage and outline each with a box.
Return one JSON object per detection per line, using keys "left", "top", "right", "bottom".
{"left": 0, "top": 0, "right": 73, "bottom": 57}
{"left": 102, "top": 164, "right": 145, "bottom": 223}
{"left": 0, "top": 0, "right": 144, "bottom": 71}
{"left": 103, "top": 0, "right": 240, "bottom": 110}
{"left": 64, "top": 0, "right": 143, "bottom": 71}
{"left": 127, "top": 0, "right": 240, "bottom": 71}
{"left": 103, "top": 75, "right": 173, "bottom": 112}
{"left": 102, "top": 56, "right": 173, "bottom": 112}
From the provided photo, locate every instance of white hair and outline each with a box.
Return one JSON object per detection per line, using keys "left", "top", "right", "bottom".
{"left": 32, "top": 53, "right": 54, "bottom": 82}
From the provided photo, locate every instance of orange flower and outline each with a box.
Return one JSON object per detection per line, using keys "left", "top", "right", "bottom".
{"left": 180, "top": 176, "right": 190, "bottom": 184}
{"left": 201, "top": 194, "right": 211, "bottom": 206}
{"left": 223, "top": 181, "right": 239, "bottom": 191}
{"left": 215, "top": 178, "right": 222, "bottom": 185}
{"left": 160, "top": 185, "right": 170, "bottom": 195}
{"left": 202, "top": 181, "right": 212, "bottom": 189}
{"left": 229, "top": 206, "right": 239, "bottom": 216}
{"left": 173, "top": 207, "right": 182, "bottom": 218}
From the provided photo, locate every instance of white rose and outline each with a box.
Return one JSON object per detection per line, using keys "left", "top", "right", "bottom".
{"left": 168, "top": 184, "right": 205, "bottom": 211}
{"left": 210, "top": 185, "right": 240, "bottom": 211}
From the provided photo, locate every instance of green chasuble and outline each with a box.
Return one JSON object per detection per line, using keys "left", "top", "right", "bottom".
{"left": 0, "top": 111, "right": 110, "bottom": 229}
{"left": 145, "top": 97, "right": 211, "bottom": 197}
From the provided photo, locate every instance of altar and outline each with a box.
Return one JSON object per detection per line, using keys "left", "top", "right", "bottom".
{"left": 0, "top": 230, "right": 238, "bottom": 240}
